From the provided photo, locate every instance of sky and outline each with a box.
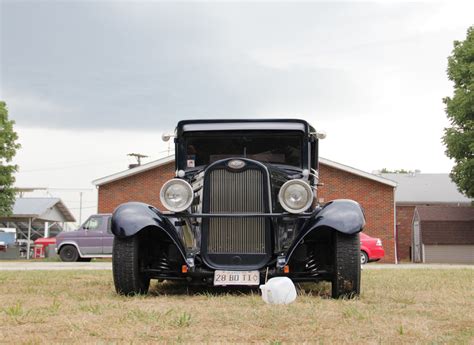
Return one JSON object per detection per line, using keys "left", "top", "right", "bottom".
{"left": 1, "top": 0, "right": 473, "bottom": 225}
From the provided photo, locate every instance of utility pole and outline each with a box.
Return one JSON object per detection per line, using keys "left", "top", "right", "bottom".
{"left": 79, "top": 192, "right": 83, "bottom": 225}
{"left": 127, "top": 153, "right": 148, "bottom": 166}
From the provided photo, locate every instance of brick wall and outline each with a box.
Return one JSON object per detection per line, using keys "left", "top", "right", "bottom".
{"left": 318, "top": 163, "right": 395, "bottom": 263}
{"left": 395, "top": 205, "right": 415, "bottom": 262}
{"left": 98, "top": 162, "right": 175, "bottom": 214}
{"left": 98, "top": 161, "right": 396, "bottom": 262}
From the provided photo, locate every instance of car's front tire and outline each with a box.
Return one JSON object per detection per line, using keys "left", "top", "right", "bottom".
{"left": 113, "top": 235, "right": 150, "bottom": 295}
{"left": 59, "top": 245, "right": 80, "bottom": 262}
{"left": 332, "top": 232, "right": 361, "bottom": 299}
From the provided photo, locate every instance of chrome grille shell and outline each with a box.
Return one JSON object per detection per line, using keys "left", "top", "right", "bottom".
{"left": 208, "top": 169, "right": 266, "bottom": 254}
{"left": 201, "top": 159, "right": 271, "bottom": 269}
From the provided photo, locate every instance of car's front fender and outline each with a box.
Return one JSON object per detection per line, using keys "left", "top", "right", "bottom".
{"left": 285, "top": 199, "right": 365, "bottom": 263}
{"left": 111, "top": 202, "right": 187, "bottom": 262}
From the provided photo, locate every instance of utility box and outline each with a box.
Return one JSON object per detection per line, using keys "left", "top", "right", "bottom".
{"left": 33, "top": 237, "right": 57, "bottom": 258}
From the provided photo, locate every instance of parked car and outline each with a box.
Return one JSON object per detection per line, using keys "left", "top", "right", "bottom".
{"left": 111, "top": 119, "right": 366, "bottom": 299}
{"left": 360, "top": 232, "right": 385, "bottom": 264}
{"left": 56, "top": 214, "right": 112, "bottom": 262}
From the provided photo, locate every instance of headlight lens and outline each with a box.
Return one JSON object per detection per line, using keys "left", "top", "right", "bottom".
{"left": 160, "top": 179, "right": 194, "bottom": 212}
{"left": 278, "top": 179, "right": 313, "bottom": 214}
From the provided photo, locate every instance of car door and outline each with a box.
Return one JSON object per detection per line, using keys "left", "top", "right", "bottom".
{"left": 80, "top": 216, "right": 104, "bottom": 255}
{"left": 101, "top": 216, "right": 114, "bottom": 255}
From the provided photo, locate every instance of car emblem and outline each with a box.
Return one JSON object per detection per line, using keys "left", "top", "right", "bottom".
{"left": 228, "top": 159, "right": 246, "bottom": 169}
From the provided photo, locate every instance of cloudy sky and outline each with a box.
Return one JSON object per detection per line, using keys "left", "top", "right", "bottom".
{"left": 1, "top": 0, "right": 473, "bottom": 224}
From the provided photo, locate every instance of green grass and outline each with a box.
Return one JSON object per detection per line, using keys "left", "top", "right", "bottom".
{"left": 0, "top": 269, "right": 472, "bottom": 343}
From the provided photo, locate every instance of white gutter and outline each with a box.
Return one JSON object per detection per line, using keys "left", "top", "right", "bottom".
{"left": 393, "top": 186, "right": 398, "bottom": 264}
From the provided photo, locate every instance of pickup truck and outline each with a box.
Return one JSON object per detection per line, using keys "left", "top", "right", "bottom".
{"left": 56, "top": 214, "right": 113, "bottom": 262}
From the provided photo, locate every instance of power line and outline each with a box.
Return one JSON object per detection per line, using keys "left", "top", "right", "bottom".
{"left": 18, "top": 162, "right": 121, "bottom": 173}
{"left": 47, "top": 188, "right": 93, "bottom": 191}
{"left": 68, "top": 206, "right": 97, "bottom": 210}
{"left": 16, "top": 150, "right": 174, "bottom": 173}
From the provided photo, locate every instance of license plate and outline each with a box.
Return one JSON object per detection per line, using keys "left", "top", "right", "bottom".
{"left": 214, "top": 270, "right": 260, "bottom": 286}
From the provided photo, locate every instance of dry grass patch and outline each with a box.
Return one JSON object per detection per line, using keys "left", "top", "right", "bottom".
{"left": 0, "top": 269, "right": 472, "bottom": 344}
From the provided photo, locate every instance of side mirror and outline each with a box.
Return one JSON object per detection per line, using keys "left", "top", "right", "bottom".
{"left": 310, "top": 131, "right": 327, "bottom": 140}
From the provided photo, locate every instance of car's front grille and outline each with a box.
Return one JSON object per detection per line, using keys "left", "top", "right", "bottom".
{"left": 206, "top": 168, "right": 266, "bottom": 254}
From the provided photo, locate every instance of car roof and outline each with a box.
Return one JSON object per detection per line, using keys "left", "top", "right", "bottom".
{"left": 176, "top": 119, "right": 315, "bottom": 135}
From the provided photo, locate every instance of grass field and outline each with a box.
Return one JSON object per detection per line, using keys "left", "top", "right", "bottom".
{"left": 0, "top": 269, "right": 472, "bottom": 344}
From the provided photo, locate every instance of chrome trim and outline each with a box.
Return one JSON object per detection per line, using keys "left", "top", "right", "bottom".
{"left": 57, "top": 241, "right": 112, "bottom": 258}
{"left": 162, "top": 212, "right": 313, "bottom": 218}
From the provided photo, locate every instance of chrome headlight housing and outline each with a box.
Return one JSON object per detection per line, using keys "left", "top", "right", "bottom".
{"left": 278, "top": 179, "right": 313, "bottom": 214}
{"left": 160, "top": 179, "right": 194, "bottom": 212}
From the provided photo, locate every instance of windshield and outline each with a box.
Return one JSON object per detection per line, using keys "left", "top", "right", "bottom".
{"left": 183, "top": 131, "right": 303, "bottom": 168}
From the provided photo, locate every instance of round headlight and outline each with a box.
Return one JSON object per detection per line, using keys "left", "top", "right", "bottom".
{"left": 278, "top": 179, "right": 313, "bottom": 214}
{"left": 160, "top": 179, "right": 194, "bottom": 212}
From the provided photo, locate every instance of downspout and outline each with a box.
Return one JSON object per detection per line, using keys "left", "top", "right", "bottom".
{"left": 393, "top": 186, "right": 398, "bottom": 264}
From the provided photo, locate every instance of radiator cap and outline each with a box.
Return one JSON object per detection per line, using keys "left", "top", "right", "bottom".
{"left": 228, "top": 159, "right": 246, "bottom": 169}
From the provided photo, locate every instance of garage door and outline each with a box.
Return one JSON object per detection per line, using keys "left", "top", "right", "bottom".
{"left": 423, "top": 245, "right": 474, "bottom": 264}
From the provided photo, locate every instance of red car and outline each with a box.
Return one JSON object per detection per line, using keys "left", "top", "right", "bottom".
{"left": 360, "top": 233, "right": 385, "bottom": 264}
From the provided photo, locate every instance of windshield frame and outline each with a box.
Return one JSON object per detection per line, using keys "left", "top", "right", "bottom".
{"left": 177, "top": 130, "right": 309, "bottom": 171}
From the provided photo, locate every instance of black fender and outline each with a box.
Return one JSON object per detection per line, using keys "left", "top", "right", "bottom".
{"left": 285, "top": 199, "right": 365, "bottom": 264}
{"left": 111, "top": 202, "right": 187, "bottom": 263}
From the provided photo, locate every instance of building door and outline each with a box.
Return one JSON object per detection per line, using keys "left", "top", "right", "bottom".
{"left": 413, "top": 220, "right": 422, "bottom": 262}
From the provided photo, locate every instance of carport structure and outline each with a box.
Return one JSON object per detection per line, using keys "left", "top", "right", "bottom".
{"left": 412, "top": 205, "right": 474, "bottom": 264}
{"left": 0, "top": 198, "right": 76, "bottom": 259}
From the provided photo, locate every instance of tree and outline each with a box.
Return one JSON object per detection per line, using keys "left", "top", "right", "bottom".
{"left": 380, "top": 168, "right": 416, "bottom": 174}
{"left": 442, "top": 26, "right": 474, "bottom": 198}
{"left": 0, "top": 101, "right": 21, "bottom": 216}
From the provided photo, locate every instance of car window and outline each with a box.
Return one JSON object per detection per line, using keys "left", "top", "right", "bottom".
{"left": 185, "top": 131, "right": 303, "bottom": 168}
{"left": 84, "top": 217, "right": 102, "bottom": 231}
{"left": 106, "top": 217, "right": 112, "bottom": 234}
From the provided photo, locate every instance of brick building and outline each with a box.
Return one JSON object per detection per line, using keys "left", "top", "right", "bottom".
{"left": 93, "top": 156, "right": 397, "bottom": 262}
{"left": 380, "top": 173, "right": 472, "bottom": 262}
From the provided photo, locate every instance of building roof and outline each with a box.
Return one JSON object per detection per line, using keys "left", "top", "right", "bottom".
{"left": 5, "top": 198, "right": 76, "bottom": 222}
{"left": 380, "top": 173, "right": 472, "bottom": 204}
{"left": 93, "top": 155, "right": 175, "bottom": 186}
{"left": 416, "top": 205, "right": 474, "bottom": 222}
{"left": 92, "top": 155, "right": 397, "bottom": 187}
{"left": 320, "top": 158, "right": 397, "bottom": 187}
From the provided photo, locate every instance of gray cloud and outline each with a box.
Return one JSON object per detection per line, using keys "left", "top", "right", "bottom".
{"left": 1, "top": 1, "right": 470, "bottom": 131}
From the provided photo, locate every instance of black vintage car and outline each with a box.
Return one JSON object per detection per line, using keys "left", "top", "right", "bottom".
{"left": 112, "top": 119, "right": 365, "bottom": 298}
